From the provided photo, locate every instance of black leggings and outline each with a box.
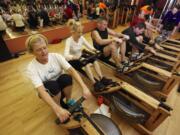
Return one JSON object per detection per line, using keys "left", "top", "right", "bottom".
{"left": 43, "top": 74, "right": 72, "bottom": 96}
{"left": 69, "top": 52, "right": 98, "bottom": 75}
{"left": 68, "top": 60, "right": 86, "bottom": 75}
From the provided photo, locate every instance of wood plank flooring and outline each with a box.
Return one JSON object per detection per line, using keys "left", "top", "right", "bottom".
{"left": 0, "top": 26, "right": 179, "bottom": 135}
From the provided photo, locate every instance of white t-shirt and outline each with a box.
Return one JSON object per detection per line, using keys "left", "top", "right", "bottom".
{"left": 26, "top": 53, "right": 71, "bottom": 88}
{"left": 11, "top": 13, "right": 25, "bottom": 27}
{"left": 64, "top": 36, "right": 94, "bottom": 60}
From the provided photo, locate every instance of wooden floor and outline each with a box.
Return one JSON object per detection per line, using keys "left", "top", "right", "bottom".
{"left": 0, "top": 26, "right": 180, "bottom": 135}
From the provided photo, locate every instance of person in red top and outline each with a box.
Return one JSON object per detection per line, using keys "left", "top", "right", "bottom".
{"left": 130, "top": 11, "right": 157, "bottom": 44}
{"left": 130, "top": 11, "right": 145, "bottom": 27}
{"left": 64, "top": 6, "right": 73, "bottom": 19}
{"left": 49, "top": 9, "right": 56, "bottom": 18}
{"left": 130, "top": 16, "right": 145, "bottom": 27}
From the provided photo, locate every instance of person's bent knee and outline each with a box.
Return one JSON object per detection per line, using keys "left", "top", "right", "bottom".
{"left": 122, "top": 40, "right": 126, "bottom": 45}
{"left": 109, "top": 44, "right": 118, "bottom": 54}
{"left": 85, "top": 63, "right": 92, "bottom": 67}
{"left": 136, "top": 36, "right": 143, "bottom": 42}
{"left": 93, "top": 60, "right": 98, "bottom": 64}
{"left": 61, "top": 74, "right": 72, "bottom": 86}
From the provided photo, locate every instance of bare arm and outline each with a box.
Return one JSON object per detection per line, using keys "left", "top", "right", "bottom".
{"left": 82, "top": 36, "right": 96, "bottom": 51}
{"left": 108, "top": 28, "right": 128, "bottom": 38}
{"left": 67, "top": 67, "right": 91, "bottom": 98}
{"left": 171, "top": 26, "right": 178, "bottom": 36}
{"left": 37, "top": 85, "right": 60, "bottom": 109}
{"left": 37, "top": 85, "right": 70, "bottom": 122}
{"left": 107, "top": 28, "right": 117, "bottom": 36}
{"left": 145, "top": 21, "right": 157, "bottom": 32}
{"left": 91, "top": 30, "right": 114, "bottom": 45}
{"left": 64, "top": 38, "right": 77, "bottom": 60}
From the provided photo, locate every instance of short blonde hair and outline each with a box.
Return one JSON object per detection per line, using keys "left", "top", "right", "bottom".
{"left": 67, "top": 19, "right": 83, "bottom": 33}
{"left": 25, "top": 34, "right": 48, "bottom": 53}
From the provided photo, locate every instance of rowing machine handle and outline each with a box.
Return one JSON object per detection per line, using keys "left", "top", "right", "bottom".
{"left": 55, "top": 118, "right": 70, "bottom": 125}
{"left": 55, "top": 97, "right": 85, "bottom": 125}
{"left": 68, "top": 97, "right": 85, "bottom": 113}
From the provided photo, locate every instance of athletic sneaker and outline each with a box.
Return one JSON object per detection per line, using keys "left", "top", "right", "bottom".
{"left": 100, "top": 77, "right": 113, "bottom": 86}
{"left": 131, "top": 53, "right": 144, "bottom": 61}
{"left": 67, "top": 99, "right": 76, "bottom": 107}
{"left": 122, "top": 60, "right": 134, "bottom": 67}
{"left": 139, "top": 53, "right": 144, "bottom": 58}
{"left": 94, "top": 81, "right": 106, "bottom": 92}
{"left": 116, "top": 64, "right": 129, "bottom": 73}
{"left": 60, "top": 98, "right": 76, "bottom": 109}
{"left": 66, "top": 99, "right": 82, "bottom": 112}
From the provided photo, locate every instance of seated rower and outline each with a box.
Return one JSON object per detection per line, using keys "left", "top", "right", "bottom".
{"left": 26, "top": 34, "right": 91, "bottom": 123}
{"left": 64, "top": 19, "right": 113, "bottom": 92}
{"left": 91, "top": 17, "right": 131, "bottom": 71}
{"left": 122, "top": 22, "right": 157, "bottom": 60}
{"left": 130, "top": 10, "right": 157, "bottom": 44}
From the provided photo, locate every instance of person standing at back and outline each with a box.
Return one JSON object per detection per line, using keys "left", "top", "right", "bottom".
{"left": 159, "top": 5, "right": 180, "bottom": 38}
{"left": 11, "top": 9, "right": 25, "bottom": 32}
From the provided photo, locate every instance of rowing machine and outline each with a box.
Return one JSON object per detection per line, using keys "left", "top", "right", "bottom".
{"left": 81, "top": 49, "right": 172, "bottom": 134}
{"left": 116, "top": 62, "right": 179, "bottom": 101}
{"left": 94, "top": 80, "right": 172, "bottom": 135}
{"left": 55, "top": 97, "right": 122, "bottom": 135}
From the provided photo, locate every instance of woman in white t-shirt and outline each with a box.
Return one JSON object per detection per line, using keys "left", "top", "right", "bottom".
{"left": 11, "top": 10, "right": 25, "bottom": 32}
{"left": 64, "top": 19, "right": 113, "bottom": 92}
{"left": 26, "top": 34, "right": 91, "bottom": 123}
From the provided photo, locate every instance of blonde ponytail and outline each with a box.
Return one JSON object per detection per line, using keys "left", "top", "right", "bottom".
{"left": 67, "top": 19, "right": 76, "bottom": 28}
{"left": 67, "top": 19, "right": 83, "bottom": 33}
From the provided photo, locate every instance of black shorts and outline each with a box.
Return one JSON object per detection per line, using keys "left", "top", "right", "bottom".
{"left": 81, "top": 52, "right": 97, "bottom": 64}
{"left": 69, "top": 52, "right": 97, "bottom": 69}
{"left": 68, "top": 59, "right": 94, "bottom": 76}
{"left": 43, "top": 74, "right": 72, "bottom": 96}
{"left": 94, "top": 43, "right": 105, "bottom": 53}
{"left": 69, "top": 60, "right": 84, "bottom": 69}
{"left": 94, "top": 45, "right": 111, "bottom": 61}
